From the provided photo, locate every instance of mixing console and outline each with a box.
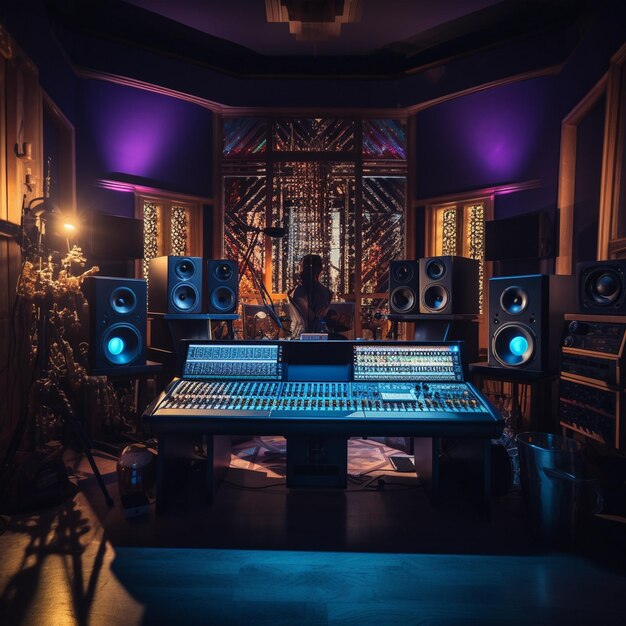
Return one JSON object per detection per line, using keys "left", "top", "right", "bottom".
{"left": 144, "top": 340, "right": 503, "bottom": 514}
{"left": 147, "top": 340, "right": 498, "bottom": 422}
{"left": 157, "top": 379, "right": 487, "bottom": 418}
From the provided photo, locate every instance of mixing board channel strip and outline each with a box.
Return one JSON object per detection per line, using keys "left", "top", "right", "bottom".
{"left": 155, "top": 379, "right": 489, "bottom": 418}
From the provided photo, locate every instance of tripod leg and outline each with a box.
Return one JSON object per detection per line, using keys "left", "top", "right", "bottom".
{"left": 67, "top": 416, "right": 114, "bottom": 507}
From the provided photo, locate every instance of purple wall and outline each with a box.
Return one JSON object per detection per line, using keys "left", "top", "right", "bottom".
{"left": 415, "top": 77, "right": 559, "bottom": 203}
{"left": 76, "top": 80, "right": 213, "bottom": 217}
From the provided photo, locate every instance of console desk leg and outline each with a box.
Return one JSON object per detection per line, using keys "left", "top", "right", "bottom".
{"left": 413, "top": 437, "right": 440, "bottom": 505}
{"left": 205, "top": 434, "right": 232, "bottom": 503}
{"left": 481, "top": 438, "right": 492, "bottom": 522}
{"left": 155, "top": 431, "right": 195, "bottom": 514}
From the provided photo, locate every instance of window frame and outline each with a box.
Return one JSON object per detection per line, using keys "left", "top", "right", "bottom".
{"left": 216, "top": 113, "right": 411, "bottom": 339}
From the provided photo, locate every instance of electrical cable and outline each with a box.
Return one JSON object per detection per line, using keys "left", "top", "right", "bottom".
{"left": 221, "top": 480, "right": 287, "bottom": 490}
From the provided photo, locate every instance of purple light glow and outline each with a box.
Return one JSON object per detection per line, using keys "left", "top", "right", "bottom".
{"left": 464, "top": 101, "right": 536, "bottom": 178}
{"left": 460, "top": 83, "right": 545, "bottom": 180}
{"left": 84, "top": 81, "right": 197, "bottom": 178}
{"left": 416, "top": 78, "right": 555, "bottom": 197}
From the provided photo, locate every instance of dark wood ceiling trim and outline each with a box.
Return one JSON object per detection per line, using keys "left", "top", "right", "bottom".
{"left": 76, "top": 63, "right": 563, "bottom": 117}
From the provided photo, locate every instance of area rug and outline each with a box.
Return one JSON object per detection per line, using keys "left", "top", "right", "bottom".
{"left": 230, "top": 436, "right": 407, "bottom": 480}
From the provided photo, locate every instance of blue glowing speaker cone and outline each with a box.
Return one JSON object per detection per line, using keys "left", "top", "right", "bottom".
{"left": 108, "top": 336, "right": 126, "bottom": 356}
{"left": 509, "top": 335, "right": 528, "bottom": 357}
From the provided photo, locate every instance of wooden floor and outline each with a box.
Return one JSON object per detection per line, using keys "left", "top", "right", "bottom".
{"left": 1, "top": 444, "right": 625, "bottom": 626}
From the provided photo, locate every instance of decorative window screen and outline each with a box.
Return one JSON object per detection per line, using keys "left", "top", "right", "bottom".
{"left": 140, "top": 197, "right": 200, "bottom": 288}
{"left": 222, "top": 117, "right": 407, "bottom": 338}
{"left": 432, "top": 201, "right": 487, "bottom": 313}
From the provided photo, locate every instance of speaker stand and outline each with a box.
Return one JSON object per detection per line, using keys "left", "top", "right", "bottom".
{"left": 468, "top": 362, "right": 560, "bottom": 432}
{"left": 150, "top": 312, "right": 240, "bottom": 350}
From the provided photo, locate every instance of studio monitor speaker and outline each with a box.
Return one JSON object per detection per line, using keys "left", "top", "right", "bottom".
{"left": 207, "top": 259, "right": 238, "bottom": 314}
{"left": 419, "top": 256, "right": 480, "bottom": 315}
{"left": 389, "top": 260, "right": 420, "bottom": 315}
{"left": 488, "top": 274, "right": 575, "bottom": 372}
{"left": 82, "top": 276, "right": 147, "bottom": 374}
{"left": 577, "top": 260, "right": 626, "bottom": 314}
{"left": 148, "top": 256, "right": 203, "bottom": 314}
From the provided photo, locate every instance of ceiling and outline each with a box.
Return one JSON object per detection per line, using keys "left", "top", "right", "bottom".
{"left": 44, "top": 0, "right": 591, "bottom": 78}
{"left": 122, "top": 0, "right": 504, "bottom": 57}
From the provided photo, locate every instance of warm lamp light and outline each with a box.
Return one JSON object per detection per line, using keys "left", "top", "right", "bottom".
{"left": 24, "top": 197, "right": 77, "bottom": 254}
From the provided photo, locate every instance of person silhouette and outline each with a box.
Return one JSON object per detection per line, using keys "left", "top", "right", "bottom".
{"left": 287, "top": 254, "right": 333, "bottom": 337}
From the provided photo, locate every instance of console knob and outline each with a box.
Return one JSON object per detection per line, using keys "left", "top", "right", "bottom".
{"left": 568, "top": 320, "right": 588, "bottom": 334}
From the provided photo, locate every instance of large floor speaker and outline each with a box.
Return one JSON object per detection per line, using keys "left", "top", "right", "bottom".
{"left": 577, "top": 260, "right": 626, "bottom": 314}
{"left": 488, "top": 274, "right": 575, "bottom": 372}
{"left": 389, "top": 260, "right": 420, "bottom": 314}
{"left": 82, "top": 276, "right": 147, "bottom": 374}
{"left": 207, "top": 260, "right": 238, "bottom": 314}
{"left": 148, "top": 256, "right": 203, "bottom": 314}
{"left": 419, "top": 256, "right": 480, "bottom": 315}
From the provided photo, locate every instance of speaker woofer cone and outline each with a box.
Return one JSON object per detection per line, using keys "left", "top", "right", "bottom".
{"left": 214, "top": 263, "right": 234, "bottom": 282}
{"left": 102, "top": 324, "right": 142, "bottom": 366}
{"left": 175, "top": 258, "right": 196, "bottom": 280}
{"left": 391, "top": 287, "right": 416, "bottom": 313}
{"left": 425, "top": 259, "right": 446, "bottom": 280}
{"left": 171, "top": 283, "right": 199, "bottom": 312}
{"left": 391, "top": 263, "right": 414, "bottom": 284}
{"left": 109, "top": 287, "right": 137, "bottom": 315}
{"left": 492, "top": 323, "right": 536, "bottom": 367}
{"left": 211, "top": 286, "right": 236, "bottom": 312}
{"left": 500, "top": 286, "right": 529, "bottom": 315}
{"left": 584, "top": 268, "right": 623, "bottom": 306}
{"left": 422, "top": 284, "right": 449, "bottom": 312}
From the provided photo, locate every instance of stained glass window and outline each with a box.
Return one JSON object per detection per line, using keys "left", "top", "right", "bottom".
{"left": 223, "top": 118, "right": 267, "bottom": 158}
{"left": 362, "top": 119, "right": 407, "bottom": 160}
{"left": 273, "top": 118, "right": 355, "bottom": 152}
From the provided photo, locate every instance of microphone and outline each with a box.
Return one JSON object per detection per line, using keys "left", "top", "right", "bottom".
{"left": 240, "top": 222, "right": 287, "bottom": 238}
{"left": 260, "top": 226, "right": 287, "bottom": 238}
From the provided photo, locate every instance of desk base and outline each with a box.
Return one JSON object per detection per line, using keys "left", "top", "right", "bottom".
{"left": 153, "top": 432, "right": 492, "bottom": 520}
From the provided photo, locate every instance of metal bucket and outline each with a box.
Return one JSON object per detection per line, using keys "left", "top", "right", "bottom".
{"left": 517, "top": 432, "right": 602, "bottom": 545}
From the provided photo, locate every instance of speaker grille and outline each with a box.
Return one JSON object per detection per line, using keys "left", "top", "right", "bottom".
{"left": 390, "top": 287, "right": 416, "bottom": 314}
{"left": 101, "top": 323, "right": 143, "bottom": 366}
{"left": 174, "top": 258, "right": 197, "bottom": 280}
{"left": 109, "top": 286, "right": 137, "bottom": 315}
{"left": 491, "top": 323, "right": 536, "bottom": 367}
{"left": 207, "top": 259, "right": 238, "bottom": 314}
{"left": 500, "top": 286, "right": 528, "bottom": 315}
{"left": 170, "top": 283, "right": 200, "bottom": 312}
{"left": 388, "top": 260, "right": 419, "bottom": 315}
{"left": 578, "top": 261, "right": 626, "bottom": 314}
{"left": 425, "top": 258, "right": 447, "bottom": 280}
{"left": 391, "top": 263, "right": 414, "bottom": 283}
{"left": 422, "top": 284, "right": 449, "bottom": 312}
{"left": 584, "top": 267, "right": 623, "bottom": 306}
{"left": 214, "top": 262, "right": 234, "bottom": 281}
{"left": 211, "top": 286, "right": 237, "bottom": 312}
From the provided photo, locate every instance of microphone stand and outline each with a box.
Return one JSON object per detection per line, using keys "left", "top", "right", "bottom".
{"left": 237, "top": 225, "right": 284, "bottom": 334}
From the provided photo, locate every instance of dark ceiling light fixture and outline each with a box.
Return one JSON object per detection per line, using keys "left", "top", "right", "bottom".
{"left": 265, "top": 0, "right": 362, "bottom": 41}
